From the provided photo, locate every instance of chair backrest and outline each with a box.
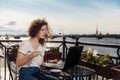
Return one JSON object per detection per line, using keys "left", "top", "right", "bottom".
{"left": 63, "top": 46, "right": 84, "bottom": 70}
{"left": 7, "top": 44, "right": 20, "bottom": 80}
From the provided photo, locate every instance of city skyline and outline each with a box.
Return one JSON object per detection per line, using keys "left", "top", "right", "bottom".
{"left": 0, "top": 0, "right": 120, "bottom": 35}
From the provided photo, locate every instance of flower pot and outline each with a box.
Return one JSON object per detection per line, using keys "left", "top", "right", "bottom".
{"left": 44, "top": 51, "right": 61, "bottom": 62}
{"left": 80, "top": 60, "right": 114, "bottom": 79}
{"left": 111, "top": 66, "right": 120, "bottom": 80}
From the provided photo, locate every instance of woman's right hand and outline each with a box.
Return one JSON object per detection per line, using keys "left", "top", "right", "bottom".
{"left": 30, "top": 51, "right": 39, "bottom": 58}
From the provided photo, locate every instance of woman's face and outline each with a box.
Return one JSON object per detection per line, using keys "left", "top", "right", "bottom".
{"left": 36, "top": 25, "right": 48, "bottom": 39}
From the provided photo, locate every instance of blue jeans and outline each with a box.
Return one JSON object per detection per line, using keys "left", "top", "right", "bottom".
{"left": 19, "top": 67, "right": 60, "bottom": 80}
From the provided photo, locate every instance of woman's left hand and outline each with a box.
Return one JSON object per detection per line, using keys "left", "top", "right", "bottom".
{"left": 41, "top": 61, "right": 45, "bottom": 66}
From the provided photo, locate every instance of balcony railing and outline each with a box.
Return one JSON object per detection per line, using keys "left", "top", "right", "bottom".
{"left": 0, "top": 36, "right": 120, "bottom": 80}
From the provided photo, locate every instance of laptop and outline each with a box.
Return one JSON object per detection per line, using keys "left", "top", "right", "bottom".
{"left": 44, "top": 46, "right": 83, "bottom": 70}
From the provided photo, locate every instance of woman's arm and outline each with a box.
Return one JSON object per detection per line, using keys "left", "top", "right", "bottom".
{"left": 16, "top": 51, "right": 38, "bottom": 67}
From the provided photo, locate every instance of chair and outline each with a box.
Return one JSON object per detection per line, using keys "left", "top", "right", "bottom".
{"left": 6, "top": 44, "right": 20, "bottom": 80}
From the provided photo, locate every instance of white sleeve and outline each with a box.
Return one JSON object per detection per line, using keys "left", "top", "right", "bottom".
{"left": 18, "top": 40, "right": 27, "bottom": 55}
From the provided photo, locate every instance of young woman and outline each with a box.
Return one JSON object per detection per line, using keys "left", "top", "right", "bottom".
{"left": 16, "top": 19, "right": 59, "bottom": 80}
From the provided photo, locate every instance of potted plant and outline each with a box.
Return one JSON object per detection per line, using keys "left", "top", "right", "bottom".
{"left": 81, "top": 48, "right": 111, "bottom": 66}
{"left": 80, "top": 48, "right": 114, "bottom": 79}
{"left": 49, "top": 47, "right": 59, "bottom": 52}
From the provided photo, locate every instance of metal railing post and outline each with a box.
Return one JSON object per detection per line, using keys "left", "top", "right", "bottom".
{"left": 62, "top": 36, "right": 66, "bottom": 61}
{"left": 4, "top": 47, "right": 8, "bottom": 80}
{"left": 75, "top": 38, "right": 79, "bottom": 46}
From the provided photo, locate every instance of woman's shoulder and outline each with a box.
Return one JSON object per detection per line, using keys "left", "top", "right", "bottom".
{"left": 21, "top": 39, "right": 30, "bottom": 43}
{"left": 19, "top": 39, "right": 30, "bottom": 46}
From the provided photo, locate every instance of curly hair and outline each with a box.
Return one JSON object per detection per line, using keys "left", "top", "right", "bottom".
{"left": 28, "top": 19, "right": 52, "bottom": 45}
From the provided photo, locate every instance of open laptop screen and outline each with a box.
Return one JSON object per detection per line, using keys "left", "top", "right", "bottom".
{"left": 63, "top": 46, "right": 83, "bottom": 70}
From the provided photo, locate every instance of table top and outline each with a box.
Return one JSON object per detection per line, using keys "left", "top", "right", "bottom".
{"left": 40, "top": 65, "right": 95, "bottom": 78}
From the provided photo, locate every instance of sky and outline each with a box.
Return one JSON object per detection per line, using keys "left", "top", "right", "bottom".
{"left": 0, "top": 0, "right": 120, "bottom": 35}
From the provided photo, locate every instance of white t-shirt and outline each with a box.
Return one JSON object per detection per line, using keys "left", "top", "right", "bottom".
{"left": 19, "top": 39, "right": 46, "bottom": 68}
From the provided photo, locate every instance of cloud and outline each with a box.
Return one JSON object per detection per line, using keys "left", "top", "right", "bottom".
{"left": 0, "top": 21, "right": 26, "bottom": 35}
{"left": 0, "top": 25, "right": 5, "bottom": 29}
{"left": 0, "top": 24, "right": 16, "bottom": 34}
{"left": 0, "top": 0, "right": 120, "bottom": 34}
{"left": 7, "top": 21, "right": 16, "bottom": 26}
